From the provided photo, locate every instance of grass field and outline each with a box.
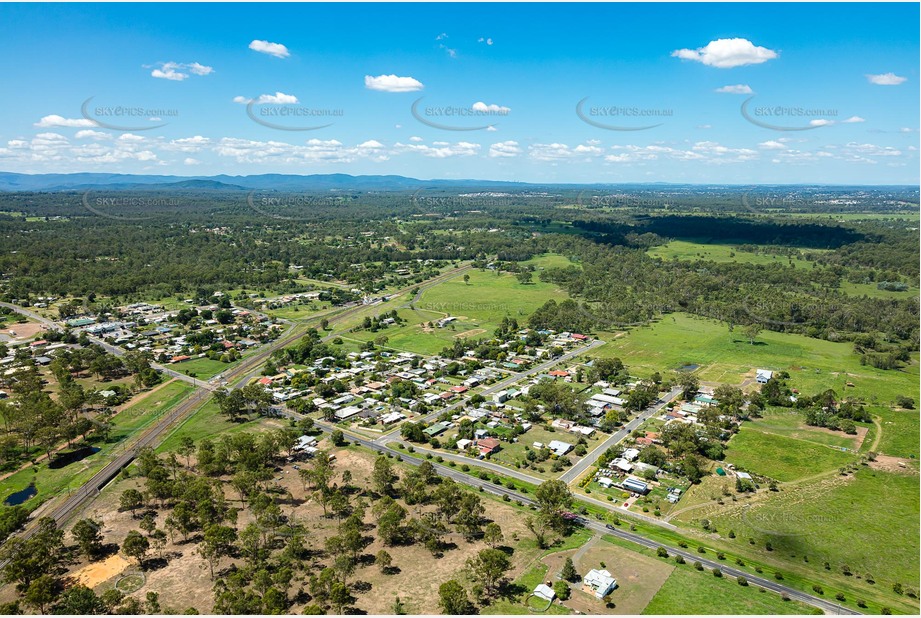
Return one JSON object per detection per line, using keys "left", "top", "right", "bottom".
{"left": 642, "top": 563, "right": 819, "bottom": 615}
{"left": 747, "top": 408, "right": 864, "bottom": 450}
{"left": 871, "top": 406, "right": 920, "bottom": 458}
{"left": 173, "top": 357, "right": 235, "bottom": 380}
{"left": 839, "top": 281, "right": 920, "bottom": 300}
{"left": 593, "top": 313, "right": 919, "bottom": 406}
{"left": 723, "top": 427, "right": 856, "bottom": 482}
{"left": 156, "top": 396, "right": 275, "bottom": 453}
{"left": 698, "top": 467, "right": 920, "bottom": 589}
{"left": 648, "top": 240, "right": 821, "bottom": 270}
{"left": 348, "top": 268, "right": 571, "bottom": 355}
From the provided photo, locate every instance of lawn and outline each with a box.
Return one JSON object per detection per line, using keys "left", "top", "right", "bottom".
{"left": 522, "top": 253, "right": 582, "bottom": 271}
{"left": 173, "top": 357, "right": 236, "bottom": 380}
{"left": 642, "top": 563, "right": 819, "bottom": 615}
{"left": 592, "top": 312, "right": 919, "bottom": 406}
{"left": 871, "top": 405, "right": 920, "bottom": 459}
{"left": 723, "top": 427, "right": 856, "bottom": 482}
{"left": 648, "top": 240, "right": 821, "bottom": 270}
{"left": 486, "top": 426, "right": 605, "bottom": 480}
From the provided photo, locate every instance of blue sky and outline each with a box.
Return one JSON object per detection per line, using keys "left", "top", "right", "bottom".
{"left": 0, "top": 2, "right": 918, "bottom": 184}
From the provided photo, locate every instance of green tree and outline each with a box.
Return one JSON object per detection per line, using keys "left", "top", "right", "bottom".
{"left": 71, "top": 518, "right": 104, "bottom": 559}
{"left": 561, "top": 556, "right": 579, "bottom": 582}
{"left": 464, "top": 548, "right": 511, "bottom": 598}
{"left": 122, "top": 530, "right": 150, "bottom": 570}
{"left": 438, "top": 580, "right": 473, "bottom": 614}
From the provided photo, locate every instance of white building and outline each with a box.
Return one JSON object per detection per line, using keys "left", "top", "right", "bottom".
{"left": 582, "top": 569, "right": 617, "bottom": 599}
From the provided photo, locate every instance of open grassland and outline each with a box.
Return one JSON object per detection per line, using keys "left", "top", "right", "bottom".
{"left": 747, "top": 408, "right": 865, "bottom": 450}
{"left": 648, "top": 240, "right": 822, "bottom": 270}
{"left": 349, "top": 268, "right": 571, "bottom": 355}
{"left": 593, "top": 313, "right": 919, "bottom": 406}
{"left": 156, "top": 396, "right": 270, "bottom": 453}
{"left": 723, "top": 426, "right": 856, "bottom": 482}
{"left": 691, "top": 467, "right": 920, "bottom": 592}
{"left": 522, "top": 253, "right": 581, "bottom": 271}
{"left": 839, "top": 281, "right": 920, "bottom": 300}
{"left": 642, "top": 563, "right": 820, "bottom": 615}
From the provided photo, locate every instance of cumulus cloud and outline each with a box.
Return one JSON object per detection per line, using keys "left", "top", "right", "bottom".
{"left": 364, "top": 74, "right": 424, "bottom": 92}
{"left": 34, "top": 115, "right": 95, "bottom": 128}
{"left": 714, "top": 84, "right": 753, "bottom": 94}
{"left": 866, "top": 72, "right": 906, "bottom": 86}
{"left": 478, "top": 37, "right": 494, "bottom": 46}
{"left": 394, "top": 140, "right": 480, "bottom": 158}
{"left": 75, "top": 129, "right": 111, "bottom": 140}
{"left": 471, "top": 102, "right": 511, "bottom": 114}
{"left": 842, "top": 116, "right": 865, "bottom": 123}
{"left": 183, "top": 158, "right": 201, "bottom": 165}
{"left": 150, "top": 61, "right": 213, "bottom": 81}
{"left": 672, "top": 38, "right": 777, "bottom": 68}
{"left": 809, "top": 119, "right": 834, "bottom": 127}
{"left": 758, "top": 140, "right": 786, "bottom": 150}
{"left": 233, "top": 92, "right": 299, "bottom": 105}
{"left": 488, "top": 141, "right": 521, "bottom": 158}
{"left": 249, "top": 40, "right": 290, "bottom": 58}
{"left": 409, "top": 136, "right": 424, "bottom": 143}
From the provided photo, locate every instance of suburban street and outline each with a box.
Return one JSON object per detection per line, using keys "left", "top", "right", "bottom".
{"left": 375, "top": 338, "right": 606, "bottom": 444}
{"left": 559, "top": 385, "right": 683, "bottom": 484}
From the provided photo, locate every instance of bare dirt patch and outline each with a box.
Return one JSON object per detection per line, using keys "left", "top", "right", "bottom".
{"left": 71, "top": 554, "right": 131, "bottom": 588}
{"left": 869, "top": 455, "right": 918, "bottom": 474}
{"left": 0, "top": 322, "right": 46, "bottom": 342}
{"left": 454, "top": 328, "right": 486, "bottom": 339}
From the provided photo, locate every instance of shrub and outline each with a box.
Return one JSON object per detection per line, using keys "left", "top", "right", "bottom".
{"left": 737, "top": 576, "right": 748, "bottom": 586}
{"left": 712, "top": 568, "right": 722, "bottom": 578}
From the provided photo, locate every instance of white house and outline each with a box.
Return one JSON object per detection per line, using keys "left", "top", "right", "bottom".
{"left": 582, "top": 569, "right": 617, "bottom": 599}
{"left": 756, "top": 369, "right": 773, "bottom": 384}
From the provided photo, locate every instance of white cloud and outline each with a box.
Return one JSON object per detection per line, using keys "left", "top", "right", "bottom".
{"left": 163, "top": 136, "right": 211, "bottom": 152}
{"left": 478, "top": 37, "right": 494, "bottom": 46}
{"left": 672, "top": 38, "right": 777, "bottom": 68}
{"left": 394, "top": 140, "right": 480, "bottom": 158}
{"left": 529, "top": 142, "right": 604, "bottom": 161}
{"left": 842, "top": 116, "right": 865, "bottom": 123}
{"left": 488, "top": 141, "right": 521, "bottom": 158}
{"left": 233, "top": 92, "right": 299, "bottom": 105}
{"left": 409, "top": 136, "right": 424, "bottom": 143}
{"left": 714, "top": 84, "right": 753, "bottom": 94}
{"left": 183, "top": 158, "right": 201, "bottom": 165}
{"left": 364, "top": 74, "right": 424, "bottom": 93}
{"left": 471, "top": 102, "right": 511, "bottom": 114}
{"left": 75, "top": 129, "right": 111, "bottom": 140}
{"left": 150, "top": 61, "right": 213, "bottom": 81}
{"left": 357, "top": 140, "right": 384, "bottom": 149}
{"left": 809, "top": 119, "right": 834, "bottom": 127}
{"left": 435, "top": 33, "right": 448, "bottom": 41}
{"left": 249, "top": 40, "right": 290, "bottom": 59}
{"left": 34, "top": 115, "right": 95, "bottom": 128}
{"left": 758, "top": 140, "right": 786, "bottom": 150}
{"left": 866, "top": 72, "right": 906, "bottom": 86}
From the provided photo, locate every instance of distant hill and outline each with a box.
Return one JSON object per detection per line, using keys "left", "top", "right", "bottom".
{"left": 0, "top": 172, "right": 537, "bottom": 192}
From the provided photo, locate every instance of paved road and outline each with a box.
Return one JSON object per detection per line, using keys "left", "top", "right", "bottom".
{"left": 375, "top": 338, "right": 605, "bottom": 445}
{"left": 302, "top": 417, "right": 859, "bottom": 616}
{"left": 559, "top": 386, "right": 683, "bottom": 484}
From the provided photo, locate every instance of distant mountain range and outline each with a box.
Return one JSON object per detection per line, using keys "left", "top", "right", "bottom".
{"left": 0, "top": 172, "right": 542, "bottom": 192}
{"left": 0, "top": 172, "right": 912, "bottom": 193}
